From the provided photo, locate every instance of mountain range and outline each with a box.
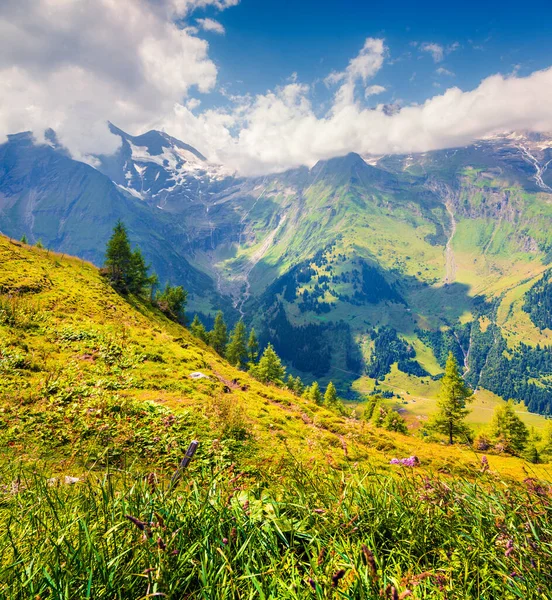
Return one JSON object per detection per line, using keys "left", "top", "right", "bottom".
{"left": 1, "top": 125, "right": 552, "bottom": 413}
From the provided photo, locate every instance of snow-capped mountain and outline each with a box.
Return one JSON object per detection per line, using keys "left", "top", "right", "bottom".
{"left": 94, "top": 123, "right": 234, "bottom": 209}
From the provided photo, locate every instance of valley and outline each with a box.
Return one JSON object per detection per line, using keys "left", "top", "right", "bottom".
{"left": 1, "top": 128, "right": 552, "bottom": 421}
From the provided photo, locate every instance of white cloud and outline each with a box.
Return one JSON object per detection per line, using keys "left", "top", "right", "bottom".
{"left": 421, "top": 42, "right": 444, "bottom": 62}
{"left": 365, "top": 85, "right": 386, "bottom": 97}
{"left": 196, "top": 18, "right": 225, "bottom": 34}
{"left": 0, "top": 0, "right": 237, "bottom": 158}
{"left": 324, "top": 38, "right": 386, "bottom": 109}
{"left": 162, "top": 65, "right": 552, "bottom": 175}
{"left": 420, "top": 41, "right": 459, "bottom": 63}
{"left": 436, "top": 67, "right": 455, "bottom": 76}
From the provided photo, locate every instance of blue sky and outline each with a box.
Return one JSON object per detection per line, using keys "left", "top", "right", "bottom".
{"left": 202, "top": 0, "right": 552, "bottom": 109}
{"left": 1, "top": 0, "right": 552, "bottom": 174}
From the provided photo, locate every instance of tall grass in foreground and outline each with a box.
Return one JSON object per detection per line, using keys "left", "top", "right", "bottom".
{"left": 0, "top": 460, "right": 551, "bottom": 599}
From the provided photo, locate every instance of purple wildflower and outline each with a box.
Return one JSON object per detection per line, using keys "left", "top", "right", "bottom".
{"left": 331, "top": 569, "right": 346, "bottom": 588}
{"left": 390, "top": 456, "right": 418, "bottom": 467}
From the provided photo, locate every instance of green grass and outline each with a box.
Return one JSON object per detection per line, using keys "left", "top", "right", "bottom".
{"left": 1, "top": 458, "right": 552, "bottom": 599}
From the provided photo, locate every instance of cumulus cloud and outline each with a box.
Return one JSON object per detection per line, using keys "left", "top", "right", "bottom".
{"left": 0, "top": 0, "right": 236, "bottom": 158}
{"left": 196, "top": 18, "right": 225, "bottom": 34}
{"left": 162, "top": 64, "right": 552, "bottom": 175}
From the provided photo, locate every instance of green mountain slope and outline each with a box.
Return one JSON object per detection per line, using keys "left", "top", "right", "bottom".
{"left": 2, "top": 233, "right": 547, "bottom": 479}
{"left": 2, "top": 129, "right": 552, "bottom": 415}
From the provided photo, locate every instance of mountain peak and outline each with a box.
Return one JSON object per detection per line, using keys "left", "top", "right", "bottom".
{"left": 107, "top": 123, "right": 206, "bottom": 161}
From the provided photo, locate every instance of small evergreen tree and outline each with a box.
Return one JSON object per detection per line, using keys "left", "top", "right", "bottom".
{"left": 104, "top": 221, "right": 158, "bottom": 298}
{"left": 20, "top": 234, "right": 27, "bottom": 244}
{"left": 488, "top": 400, "right": 529, "bottom": 454}
{"left": 35, "top": 239, "right": 44, "bottom": 249}
{"left": 249, "top": 343, "right": 286, "bottom": 385}
{"left": 247, "top": 328, "right": 260, "bottom": 364}
{"left": 286, "top": 375, "right": 297, "bottom": 391}
{"left": 156, "top": 284, "right": 187, "bottom": 322}
{"left": 128, "top": 248, "right": 156, "bottom": 296}
{"left": 209, "top": 311, "right": 228, "bottom": 356}
{"left": 523, "top": 442, "right": 540, "bottom": 464}
{"left": 190, "top": 314, "right": 208, "bottom": 343}
{"left": 104, "top": 221, "right": 133, "bottom": 290}
{"left": 324, "top": 382, "right": 339, "bottom": 406}
{"left": 293, "top": 376, "right": 305, "bottom": 396}
{"left": 309, "top": 382, "right": 323, "bottom": 405}
{"left": 430, "top": 353, "right": 473, "bottom": 444}
{"left": 226, "top": 320, "right": 249, "bottom": 368}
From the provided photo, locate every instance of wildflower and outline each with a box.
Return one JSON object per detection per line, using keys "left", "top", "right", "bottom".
{"left": 505, "top": 539, "right": 514, "bottom": 557}
{"left": 154, "top": 512, "right": 165, "bottom": 528}
{"left": 381, "top": 585, "right": 399, "bottom": 599}
{"left": 389, "top": 456, "right": 418, "bottom": 467}
{"left": 524, "top": 478, "right": 549, "bottom": 497}
{"left": 147, "top": 472, "right": 157, "bottom": 493}
{"left": 125, "top": 514, "right": 146, "bottom": 531}
{"left": 480, "top": 455, "right": 489, "bottom": 472}
{"left": 361, "top": 545, "right": 378, "bottom": 580}
{"left": 157, "top": 537, "right": 166, "bottom": 551}
{"left": 308, "top": 578, "right": 316, "bottom": 590}
{"left": 222, "top": 538, "right": 228, "bottom": 545}
{"left": 332, "top": 569, "right": 346, "bottom": 588}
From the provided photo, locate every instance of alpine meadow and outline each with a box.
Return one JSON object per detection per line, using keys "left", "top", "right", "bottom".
{"left": 2, "top": 1, "right": 552, "bottom": 598}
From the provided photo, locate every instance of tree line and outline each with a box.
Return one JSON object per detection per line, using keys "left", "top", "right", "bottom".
{"left": 190, "top": 310, "right": 346, "bottom": 413}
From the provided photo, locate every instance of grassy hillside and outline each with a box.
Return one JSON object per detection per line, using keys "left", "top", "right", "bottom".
{"left": 2, "top": 235, "right": 552, "bottom": 598}
{"left": 0, "top": 232, "right": 523, "bottom": 477}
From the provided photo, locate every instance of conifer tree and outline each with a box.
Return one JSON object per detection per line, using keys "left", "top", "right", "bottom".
{"left": 249, "top": 343, "right": 286, "bottom": 385}
{"left": 309, "top": 381, "right": 323, "bottom": 405}
{"left": 104, "top": 221, "right": 133, "bottom": 291}
{"left": 226, "top": 319, "right": 249, "bottom": 368}
{"left": 293, "top": 376, "right": 305, "bottom": 396}
{"left": 128, "top": 248, "right": 156, "bottom": 296}
{"left": 209, "top": 311, "right": 228, "bottom": 356}
{"left": 190, "top": 314, "right": 208, "bottom": 343}
{"left": 20, "top": 234, "right": 27, "bottom": 244}
{"left": 247, "top": 328, "right": 259, "bottom": 363}
{"left": 324, "top": 381, "right": 339, "bottom": 406}
{"left": 488, "top": 400, "right": 529, "bottom": 454}
{"left": 430, "top": 353, "right": 473, "bottom": 444}
{"left": 286, "top": 374, "right": 296, "bottom": 391}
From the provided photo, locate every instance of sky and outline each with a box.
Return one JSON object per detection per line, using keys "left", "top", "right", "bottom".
{"left": 1, "top": 0, "right": 552, "bottom": 175}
